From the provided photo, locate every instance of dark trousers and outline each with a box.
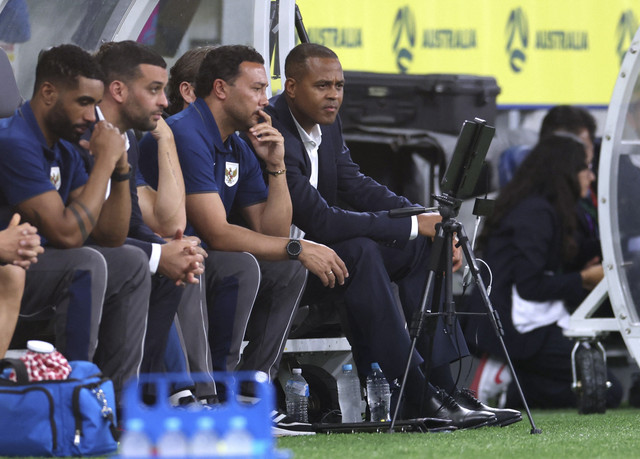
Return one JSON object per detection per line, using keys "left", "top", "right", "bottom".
{"left": 141, "top": 274, "right": 184, "bottom": 375}
{"left": 302, "top": 235, "right": 469, "bottom": 385}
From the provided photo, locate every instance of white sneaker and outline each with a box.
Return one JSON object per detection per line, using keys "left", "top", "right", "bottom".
{"left": 469, "top": 355, "right": 512, "bottom": 407}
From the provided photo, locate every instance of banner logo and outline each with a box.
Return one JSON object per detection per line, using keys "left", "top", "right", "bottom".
{"left": 505, "top": 7, "right": 528, "bottom": 73}
{"left": 616, "top": 10, "right": 639, "bottom": 65}
{"left": 392, "top": 5, "right": 416, "bottom": 74}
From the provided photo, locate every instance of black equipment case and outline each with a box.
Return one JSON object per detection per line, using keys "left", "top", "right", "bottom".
{"left": 340, "top": 72, "right": 501, "bottom": 135}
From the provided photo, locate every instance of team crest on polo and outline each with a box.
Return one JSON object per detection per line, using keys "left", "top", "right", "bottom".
{"left": 50, "top": 166, "right": 61, "bottom": 190}
{"left": 225, "top": 162, "right": 239, "bottom": 187}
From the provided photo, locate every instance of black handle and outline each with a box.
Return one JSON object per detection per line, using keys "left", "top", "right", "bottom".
{"left": 0, "top": 358, "right": 30, "bottom": 384}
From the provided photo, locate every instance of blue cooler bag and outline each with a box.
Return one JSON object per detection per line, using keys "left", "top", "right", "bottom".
{"left": 0, "top": 358, "right": 119, "bottom": 457}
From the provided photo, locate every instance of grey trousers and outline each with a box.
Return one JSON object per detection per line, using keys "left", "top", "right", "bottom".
{"left": 198, "top": 251, "right": 307, "bottom": 382}
{"left": 175, "top": 279, "right": 216, "bottom": 398}
{"left": 19, "top": 244, "right": 151, "bottom": 401}
{"left": 91, "top": 245, "right": 150, "bottom": 400}
{"left": 240, "top": 259, "right": 307, "bottom": 381}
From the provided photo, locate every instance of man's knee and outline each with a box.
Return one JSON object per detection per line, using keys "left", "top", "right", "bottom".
{"left": 205, "top": 251, "right": 261, "bottom": 288}
{"left": 332, "top": 237, "right": 385, "bottom": 271}
{"left": 115, "top": 244, "right": 149, "bottom": 272}
{"left": 261, "top": 260, "right": 306, "bottom": 289}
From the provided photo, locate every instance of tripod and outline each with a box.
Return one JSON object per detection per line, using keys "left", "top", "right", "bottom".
{"left": 388, "top": 194, "right": 542, "bottom": 434}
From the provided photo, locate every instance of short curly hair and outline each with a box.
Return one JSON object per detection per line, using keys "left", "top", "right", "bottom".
{"left": 33, "top": 44, "right": 104, "bottom": 96}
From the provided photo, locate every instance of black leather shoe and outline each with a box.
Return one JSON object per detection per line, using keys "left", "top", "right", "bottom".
{"left": 454, "top": 388, "right": 523, "bottom": 427}
{"left": 424, "top": 388, "right": 497, "bottom": 429}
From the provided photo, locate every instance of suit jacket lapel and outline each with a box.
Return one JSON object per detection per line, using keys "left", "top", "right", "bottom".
{"left": 276, "top": 95, "right": 312, "bottom": 179}
{"left": 316, "top": 124, "right": 338, "bottom": 206}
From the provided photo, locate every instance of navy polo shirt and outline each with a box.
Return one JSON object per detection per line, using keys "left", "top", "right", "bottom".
{"left": 0, "top": 101, "right": 88, "bottom": 230}
{"left": 138, "top": 97, "right": 268, "bottom": 238}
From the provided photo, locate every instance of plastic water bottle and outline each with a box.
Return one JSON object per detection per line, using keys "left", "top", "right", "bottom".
{"left": 156, "top": 416, "right": 188, "bottom": 457}
{"left": 221, "top": 416, "right": 253, "bottom": 456}
{"left": 119, "top": 418, "right": 152, "bottom": 458}
{"left": 285, "top": 368, "right": 309, "bottom": 423}
{"left": 337, "top": 364, "right": 363, "bottom": 423}
{"left": 366, "top": 362, "right": 391, "bottom": 422}
{"left": 189, "top": 416, "right": 218, "bottom": 457}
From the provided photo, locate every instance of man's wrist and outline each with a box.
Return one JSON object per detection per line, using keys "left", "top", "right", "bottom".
{"left": 111, "top": 163, "right": 132, "bottom": 182}
{"left": 286, "top": 239, "right": 302, "bottom": 259}
{"left": 266, "top": 168, "right": 287, "bottom": 177}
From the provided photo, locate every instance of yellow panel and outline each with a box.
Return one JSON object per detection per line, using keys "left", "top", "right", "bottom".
{"left": 295, "top": 0, "right": 640, "bottom": 107}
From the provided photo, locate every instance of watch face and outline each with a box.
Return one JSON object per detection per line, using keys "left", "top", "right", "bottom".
{"left": 287, "top": 240, "right": 302, "bottom": 258}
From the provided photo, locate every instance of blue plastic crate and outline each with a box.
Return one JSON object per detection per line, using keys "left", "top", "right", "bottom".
{"left": 118, "top": 371, "right": 291, "bottom": 458}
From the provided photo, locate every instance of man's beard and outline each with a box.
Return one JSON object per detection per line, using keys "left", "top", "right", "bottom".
{"left": 122, "top": 99, "right": 158, "bottom": 132}
{"left": 230, "top": 109, "right": 258, "bottom": 134}
{"left": 46, "top": 101, "right": 88, "bottom": 143}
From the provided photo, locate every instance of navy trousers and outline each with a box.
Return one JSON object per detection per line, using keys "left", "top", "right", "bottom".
{"left": 302, "top": 235, "right": 469, "bottom": 384}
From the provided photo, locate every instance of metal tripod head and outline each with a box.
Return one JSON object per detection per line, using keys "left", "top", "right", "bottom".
{"left": 433, "top": 193, "right": 463, "bottom": 220}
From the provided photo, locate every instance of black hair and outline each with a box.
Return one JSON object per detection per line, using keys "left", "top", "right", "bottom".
{"left": 167, "top": 46, "right": 216, "bottom": 115}
{"left": 540, "top": 105, "right": 596, "bottom": 143}
{"left": 33, "top": 44, "right": 104, "bottom": 96}
{"left": 480, "top": 135, "right": 588, "bottom": 262}
{"left": 194, "top": 45, "right": 263, "bottom": 99}
{"left": 284, "top": 43, "right": 339, "bottom": 80}
{"left": 94, "top": 40, "right": 166, "bottom": 85}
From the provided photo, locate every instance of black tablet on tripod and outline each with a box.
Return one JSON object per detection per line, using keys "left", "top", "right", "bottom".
{"left": 389, "top": 117, "right": 542, "bottom": 435}
{"left": 440, "top": 118, "right": 494, "bottom": 202}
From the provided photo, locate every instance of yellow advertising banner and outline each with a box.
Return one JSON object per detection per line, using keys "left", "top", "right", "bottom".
{"left": 296, "top": 0, "right": 640, "bottom": 107}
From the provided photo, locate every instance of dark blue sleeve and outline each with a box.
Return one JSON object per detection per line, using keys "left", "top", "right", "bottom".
{"left": 127, "top": 132, "right": 165, "bottom": 245}
{"left": 125, "top": 237, "right": 153, "bottom": 259}
{"left": 269, "top": 106, "right": 412, "bottom": 247}
{"left": 508, "top": 198, "right": 584, "bottom": 303}
{"left": 231, "top": 135, "right": 268, "bottom": 208}
{"left": 138, "top": 131, "right": 160, "bottom": 190}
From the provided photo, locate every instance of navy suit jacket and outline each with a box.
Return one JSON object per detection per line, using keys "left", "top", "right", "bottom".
{"left": 266, "top": 94, "right": 416, "bottom": 248}
{"left": 466, "top": 196, "right": 584, "bottom": 360}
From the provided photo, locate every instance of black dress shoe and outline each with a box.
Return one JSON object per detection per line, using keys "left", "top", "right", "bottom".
{"left": 424, "top": 388, "right": 497, "bottom": 429}
{"left": 454, "top": 388, "right": 523, "bottom": 427}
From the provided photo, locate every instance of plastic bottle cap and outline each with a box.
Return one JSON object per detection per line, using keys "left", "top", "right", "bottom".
{"left": 26, "top": 340, "right": 55, "bottom": 353}
{"left": 230, "top": 416, "right": 248, "bottom": 429}
{"left": 343, "top": 364, "right": 353, "bottom": 371}
{"left": 126, "top": 418, "right": 145, "bottom": 432}
{"left": 293, "top": 368, "right": 302, "bottom": 375}
{"left": 164, "top": 416, "right": 182, "bottom": 431}
{"left": 196, "top": 416, "right": 215, "bottom": 430}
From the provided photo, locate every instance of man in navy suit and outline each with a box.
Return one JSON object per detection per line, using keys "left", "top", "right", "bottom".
{"left": 266, "top": 43, "right": 520, "bottom": 427}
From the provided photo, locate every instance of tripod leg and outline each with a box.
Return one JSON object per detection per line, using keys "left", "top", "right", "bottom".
{"left": 457, "top": 224, "right": 542, "bottom": 434}
{"left": 390, "top": 225, "right": 447, "bottom": 432}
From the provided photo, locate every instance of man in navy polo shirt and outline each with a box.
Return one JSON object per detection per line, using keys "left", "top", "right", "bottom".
{"left": 138, "top": 45, "right": 347, "bottom": 387}
{"left": 91, "top": 40, "right": 212, "bottom": 404}
{"left": 0, "top": 44, "right": 150, "bottom": 403}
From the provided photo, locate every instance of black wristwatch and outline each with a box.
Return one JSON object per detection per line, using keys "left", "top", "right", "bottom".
{"left": 286, "top": 239, "right": 302, "bottom": 260}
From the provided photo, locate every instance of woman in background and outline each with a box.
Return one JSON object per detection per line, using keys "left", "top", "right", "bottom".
{"left": 464, "top": 134, "right": 622, "bottom": 409}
